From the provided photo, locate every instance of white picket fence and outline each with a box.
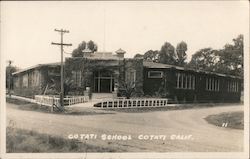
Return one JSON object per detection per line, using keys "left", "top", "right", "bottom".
{"left": 97, "top": 98, "right": 168, "bottom": 108}
{"left": 35, "top": 95, "right": 60, "bottom": 107}
{"left": 35, "top": 95, "right": 89, "bottom": 107}
{"left": 65, "top": 96, "right": 89, "bottom": 105}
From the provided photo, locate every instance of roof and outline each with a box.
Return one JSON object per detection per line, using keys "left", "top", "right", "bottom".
{"left": 86, "top": 52, "right": 121, "bottom": 60}
{"left": 143, "top": 61, "right": 241, "bottom": 79}
{"left": 12, "top": 62, "right": 61, "bottom": 75}
{"left": 143, "top": 61, "right": 184, "bottom": 70}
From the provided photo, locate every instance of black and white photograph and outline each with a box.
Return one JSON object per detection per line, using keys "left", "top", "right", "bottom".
{"left": 0, "top": 1, "right": 249, "bottom": 159}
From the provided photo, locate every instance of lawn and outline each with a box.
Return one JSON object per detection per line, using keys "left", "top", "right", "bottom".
{"left": 204, "top": 111, "right": 244, "bottom": 129}
{"left": 6, "top": 127, "right": 118, "bottom": 153}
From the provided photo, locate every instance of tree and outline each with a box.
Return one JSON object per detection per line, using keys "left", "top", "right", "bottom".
{"left": 176, "top": 41, "right": 187, "bottom": 66}
{"left": 72, "top": 41, "right": 86, "bottom": 57}
{"left": 215, "top": 34, "right": 243, "bottom": 77}
{"left": 188, "top": 48, "right": 219, "bottom": 72}
{"left": 158, "top": 42, "right": 176, "bottom": 65}
{"left": 118, "top": 80, "right": 137, "bottom": 99}
{"left": 143, "top": 50, "right": 159, "bottom": 62}
{"left": 87, "top": 40, "right": 98, "bottom": 52}
{"left": 188, "top": 34, "right": 244, "bottom": 78}
{"left": 72, "top": 40, "right": 98, "bottom": 57}
{"left": 118, "top": 60, "right": 143, "bottom": 99}
{"left": 6, "top": 65, "right": 18, "bottom": 90}
{"left": 134, "top": 54, "right": 144, "bottom": 59}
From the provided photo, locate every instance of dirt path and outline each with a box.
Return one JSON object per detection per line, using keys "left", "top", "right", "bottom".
{"left": 6, "top": 103, "right": 244, "bottom": 152}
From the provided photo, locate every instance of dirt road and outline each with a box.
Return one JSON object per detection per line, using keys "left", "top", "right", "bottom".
{"left": 6, "top": 103, "right": 244, "bottom": 152}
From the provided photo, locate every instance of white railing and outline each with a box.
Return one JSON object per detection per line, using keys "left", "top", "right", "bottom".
{"left": 35, "top": 95, "right": 60, "bottom": 107}
{"left": 35, "top": 95, "right": 89, "bottom": 107}
{"left": 65, "top": 96, "right": 90, "bottom": 106}
{"left": 97, "top": 98, "right": 168, "bottom": 109}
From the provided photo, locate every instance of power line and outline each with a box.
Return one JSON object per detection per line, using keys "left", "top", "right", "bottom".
{"left": 63, "top": 49, "right": 73, "bottom": 55}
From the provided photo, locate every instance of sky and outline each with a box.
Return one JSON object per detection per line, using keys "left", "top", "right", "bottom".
{"left": 1, "top": 1, "right": 249, "bottom": 69}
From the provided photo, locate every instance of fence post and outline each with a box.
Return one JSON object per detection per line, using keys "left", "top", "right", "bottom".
{"left": 51, "top": 97, "right": 54, "bottom": 112}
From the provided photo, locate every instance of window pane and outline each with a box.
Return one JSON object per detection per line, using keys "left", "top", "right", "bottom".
{"left": 148, "top": 71, "right": 163, "bottom": 78}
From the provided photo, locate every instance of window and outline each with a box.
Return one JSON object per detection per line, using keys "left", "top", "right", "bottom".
{"left": 126, "top": 69, "right": 136, "bottom": 85}
{"left": 34, "top": 71, "right": 40, "bottom": 87}
{"left": 206, "top": 77, "right": 220, "bottom": 91}
{"left": 29, "top": 71, "right": 40, "bottom": 87}
{"left": 148, "top": 71, "right": 163, "bottom": 78}
{"left": 72, "top": 70, "right": 82, "bottom": 87}
{"left": 22, "top": 74, "right": 28, "bottom": 88}
{"left": 228, "top": 80, "right": 239, "bottom": 93}
{"left": 176, "top": 72, "right": 195, "bottom": 90}
{"left": 192, "top": 75, "right": 195, "bottom": 89}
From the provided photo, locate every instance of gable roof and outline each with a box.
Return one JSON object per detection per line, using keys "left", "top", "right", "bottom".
{"left": 12, "top": 62, "right": 61, "bottom": 75}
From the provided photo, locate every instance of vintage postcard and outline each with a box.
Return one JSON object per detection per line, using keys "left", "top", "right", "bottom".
{"left": 0, "top": 1, "right": 249, "bottom": 159}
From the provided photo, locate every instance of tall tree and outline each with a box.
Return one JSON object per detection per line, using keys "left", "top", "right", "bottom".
{"left": 215, "top": 34, "right": 243, "bottom": 77}
{"left": 143, "top": 50, "right": 159, "bottom": 62}
{"left": 134, "top": 54, "right": 144, "bottom": 59}
{"left": 158, "top": 42, "right": 176, "bottom": 65}
{"left": 72, "top": 40, "right": 98, "bottom": 57}
{"left": 188, "top": 48, "right": 219, "bottom": 72}
{"left": 87, "top": 40, "right": 98, "bottom": 52}
{"left": 72, "top": 41, "right": 87, "bottom": 57}
{"left": 176, "top": 41, "right": 187, "bottom": 66}
{"left": 6, "top": 65, "right": 18, "bottom": 89}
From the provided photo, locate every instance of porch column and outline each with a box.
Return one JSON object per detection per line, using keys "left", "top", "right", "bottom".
{"left": 113, "top": 70, "right": 119, "bottom": 98}
{"left": 84, "top": 70, "right": 93, "bottom": 99}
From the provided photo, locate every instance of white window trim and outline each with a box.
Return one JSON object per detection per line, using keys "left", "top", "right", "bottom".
{"left": 176, "top": 73, "right": 195, "bottom": 90}
{"left": 148, "top": 71, "right": 163, "bottom": 78}
{"left": 177, "top": 73, "right": 180, "bottom": 88}
{"left": 192, "top": 75, "right": 195, "bottom": 90}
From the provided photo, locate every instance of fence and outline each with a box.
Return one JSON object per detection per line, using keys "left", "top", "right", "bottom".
{"left": 35, "top": 95, "right": 89, "bottom": 107}
{"left": 65, "top": 96, "right": 89, "bottom": 105}
{"left": 95, "top": 98, "right": 168, "bottom": 108}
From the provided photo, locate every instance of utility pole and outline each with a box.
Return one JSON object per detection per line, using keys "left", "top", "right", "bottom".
{"left": 7, "top": 60, "right": 13, "bottom": 97}
{"left": 51, "top": 29, "right": 72, "bottom": 108}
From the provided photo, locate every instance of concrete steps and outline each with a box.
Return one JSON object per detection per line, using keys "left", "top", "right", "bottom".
{"left": 91, "top": 93, "right": 115, "bottom": 100}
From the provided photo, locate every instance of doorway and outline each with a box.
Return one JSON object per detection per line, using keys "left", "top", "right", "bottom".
{"left": 94, "top": 70, "right": 114, "bottom": 93}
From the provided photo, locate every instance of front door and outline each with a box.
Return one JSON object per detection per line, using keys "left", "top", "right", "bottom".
{"left": 100, "top": 79, "right": 110, "bottom": 92}
{"left": 94, "top": 70, "right": 114, "bottom": 93}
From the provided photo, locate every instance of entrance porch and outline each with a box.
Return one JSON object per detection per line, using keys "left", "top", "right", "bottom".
{"left": 93, "top": 70, "right": 115, "bottom": 93}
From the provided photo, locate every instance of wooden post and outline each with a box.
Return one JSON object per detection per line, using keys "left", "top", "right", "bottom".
{"left": 51, "top": 29, "right": 72, "bottom": 109}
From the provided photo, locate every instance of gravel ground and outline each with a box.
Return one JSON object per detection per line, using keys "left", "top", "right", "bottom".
{"left": 6, "top": 103, "right": 244, "bottom": 152}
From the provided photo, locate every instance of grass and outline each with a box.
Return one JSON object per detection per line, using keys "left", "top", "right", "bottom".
{"left": 204, "top": 111, "right": 244, "bottom": 129}
{"left": 6, "top": 97, "right": 31, "bottom": 105}
{"left": 7, "top": 97, "right": 53, "bottom": 113}
{"left": 6, "top": 126, "right": 118, "bottom": 153}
